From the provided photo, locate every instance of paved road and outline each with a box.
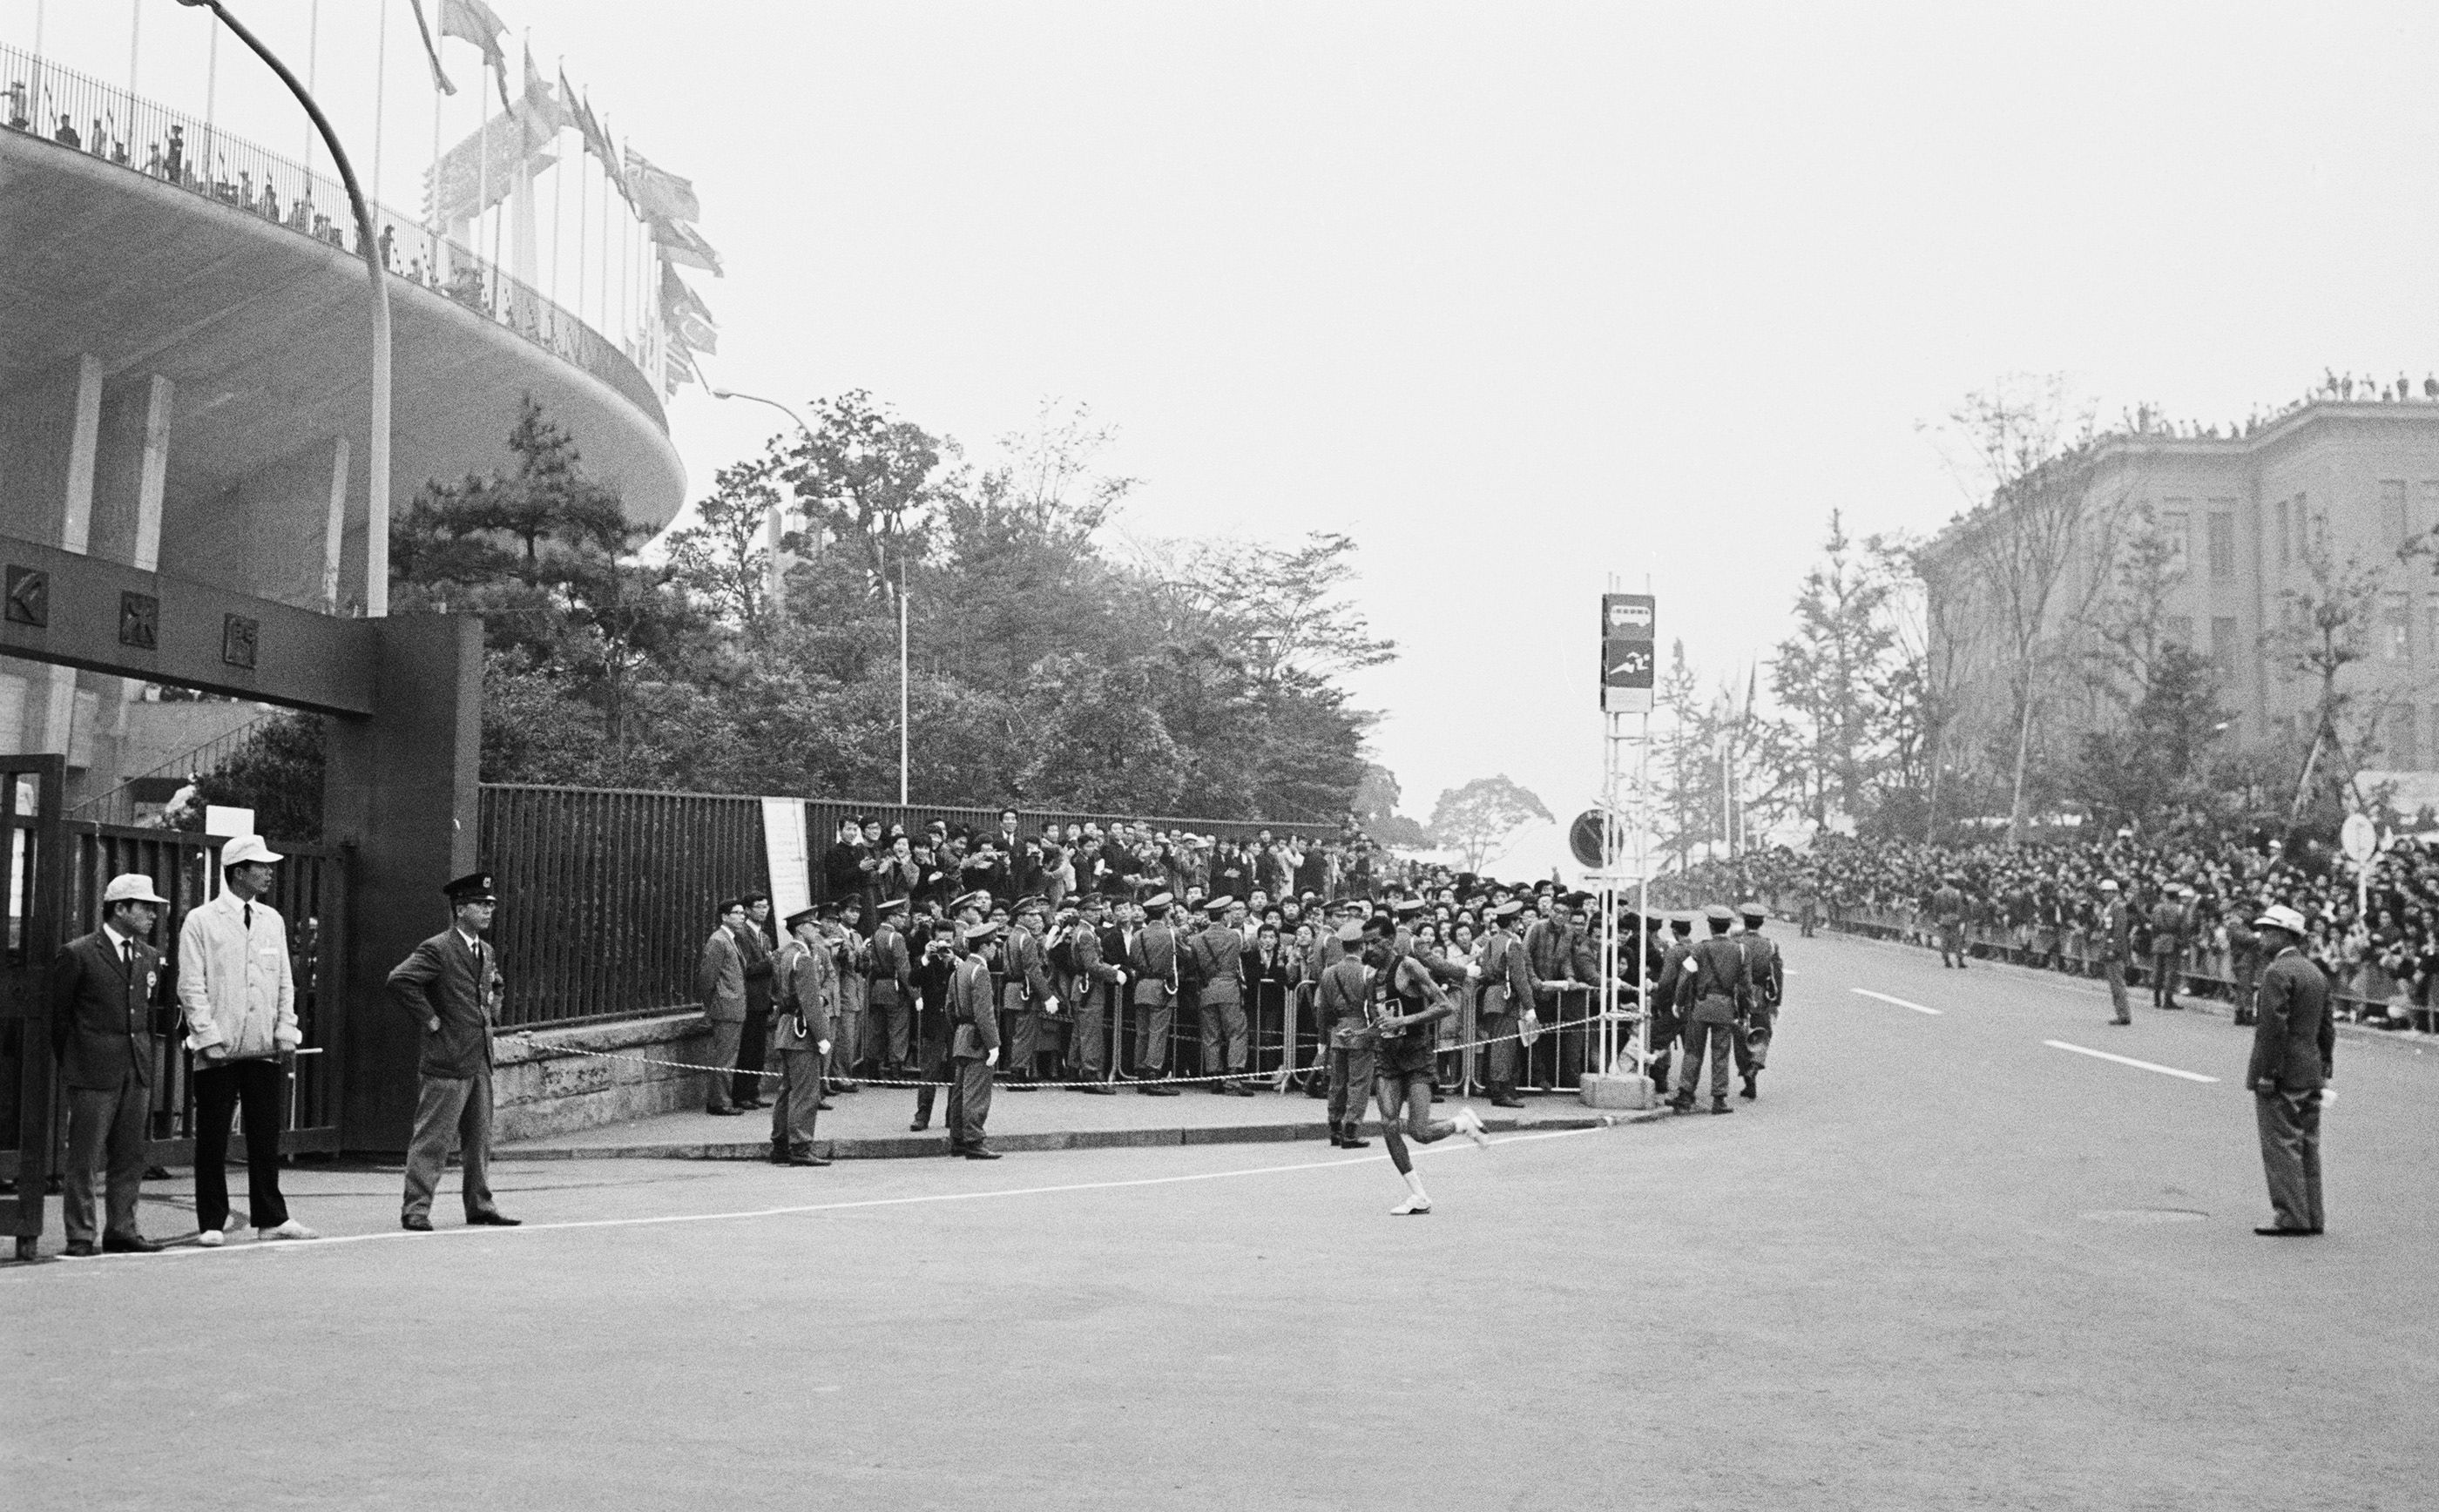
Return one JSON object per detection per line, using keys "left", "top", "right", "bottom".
{"left": 7, "top": 929, "right": 2432, "bottom": 1510}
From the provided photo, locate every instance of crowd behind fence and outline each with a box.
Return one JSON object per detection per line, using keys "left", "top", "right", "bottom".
{"left": 2, "top": 44, "right": 665, "bottom": 426}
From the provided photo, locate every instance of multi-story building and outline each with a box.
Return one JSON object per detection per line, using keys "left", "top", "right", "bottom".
{"left": 1922, "top": 399, "right": 2439, "bottom": 776}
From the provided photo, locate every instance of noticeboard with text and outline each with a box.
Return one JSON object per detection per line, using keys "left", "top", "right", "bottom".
{"left": 1602, "top": 593, "right": 1654, "bottom": 714}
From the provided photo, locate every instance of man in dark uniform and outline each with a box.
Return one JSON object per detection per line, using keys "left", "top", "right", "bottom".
{"left": 1931, "top": 875, "right": 1968, "bottom": 969}
{"left": 1647, "top": 913, "right": 1696, "bottom": 1096}
{"left": 390, "top": 872, "right": 520, "bottom": 1232}
{"left": 948, "top": 921, "right": 1003, "bottom": 1159}
{"left": 1127, "top": 893, "right": 1185, "bottom": 1095}
{"left": 1316, "top": 921, "right": 1375, "bottom": 1147}
{"left": 2246, "top": 904, "right": 2331, "bottom": 1236}
{"left": 1061, "top": 899, "right": 1125, "bottom": 1093}
{"left": 908, "top": 918, "right": 959, "bottom": 1134}
{"left": 1000, "top": 897, "right": 1057, "bottom": 1089}
{"left": 2098, "top": 879, "right": 2133, "bottom": 1024}
{"left": 1733, "top": 901, "right": 1781, "bottom": 1100}
{"left": 733, "top": 892, "right": 778, "bottom": 1110}
{"left": 2226, "top": 906, "right": 2264, "bottom": 1025}
{"left": 868, "top": 895, "right": 913, "bottom": 1077}
{"left": 768, "top": 908, "right": 834, "bottom": 1167}
{"left": 2150, "top": 885, "right": 2191, "bottom": 1010}
{"left": 1672, "top": 904, "right": 1747, "bottom": 1115}
{"left": 51, "top": 874, "right": 172, "bottom": 1255}
{"left": 1476, "top": 900, "right": 1536, "bottom": 1108}
{"left": 1191, "top": 897, "right": 1254, "bottom": 1095}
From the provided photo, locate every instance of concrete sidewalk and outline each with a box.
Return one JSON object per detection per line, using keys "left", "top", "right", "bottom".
{"left": 496, "top": 1077, "right": 1661, "bottom": 1162}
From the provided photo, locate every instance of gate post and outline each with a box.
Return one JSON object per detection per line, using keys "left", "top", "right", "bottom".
{"left": 5, "top": 757, "right": 67, "bottom": 1261}
{"left": 323, "top": 614, "right": 481, "bottom": 1154}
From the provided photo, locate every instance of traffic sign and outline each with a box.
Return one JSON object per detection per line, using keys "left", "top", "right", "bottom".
{"left": 1602, "top": 593, "right": 1654, "bottom": 714}
{"left": 1570, "top": 809, "right": 1618, "bottom": 868}
{"left": 2341, "top": 812, "right": 2377, "bottom": 864}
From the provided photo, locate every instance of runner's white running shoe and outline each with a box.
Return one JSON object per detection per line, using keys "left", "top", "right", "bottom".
{"left": 1453, "top": 1106, "right": 1490, "bottom": 1149}
{"left": 1390, "top": 1196, "right": 1432, "bottom": 1216}
{"left": 256, "top": 1219, "right": 319, "bottom": 1241}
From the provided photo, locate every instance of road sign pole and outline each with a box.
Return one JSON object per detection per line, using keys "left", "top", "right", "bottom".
{"left": 1585, "top": 588, "right": 1657, "bottom": 1110}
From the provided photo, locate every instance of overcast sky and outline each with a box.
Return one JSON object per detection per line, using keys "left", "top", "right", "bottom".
{"left": 19, "top": 1, "right": 2439, "bottom": 850}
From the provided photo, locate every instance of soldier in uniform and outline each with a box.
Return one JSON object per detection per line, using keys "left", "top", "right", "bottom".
{"left": 1060, "top": 899, "right": 1125, "bottom": 1094}
{"left": 768, "top": 908, "right": 834, "bottom": 1167}
{"left": 859, "top": 897, "right": 907, "bottom": 1085}
{"left": 1191, "top": 897, "right": 1254, "bottom": 1096}
{"left": 2246, "top": 904, "right": 2331, "bottom": 1236}
{"left": 1733, "top": 901, "right": 1781, "bottom": 1100}
{"left": 947, "top": 921, "right": 1003, "bottom": 1159}
{"left": 1672, "top": 904, "right": 1747, "bottom": 1115}
{"left": 1316, "top": 921, "right": 1374, "bottom": 1146}
{"left": 1931, "top": 874, "right": 1968, "bottom": 969}
{"left": 2150, "top": 885, "right": 2191, "bottom": 1010}
{"left": 1126, "top": 893, "right": 1186, "bottom": 1096}
{"left": 2098, "top": 879, "right": 2133, "bottom": 1025}
{"left": 1475, "top": 899, "right": 1536, "bottom": 1107}
{"left": 1000, "top": 896, "right": 1057, "bottom": 1090}
{"left": 391, "top": 872, "right": 519, "bottom": 1231}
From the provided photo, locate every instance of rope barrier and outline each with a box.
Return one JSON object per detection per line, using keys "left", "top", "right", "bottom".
{"left": 507, "top": 1007, "right": 1645, "bottom": 1092}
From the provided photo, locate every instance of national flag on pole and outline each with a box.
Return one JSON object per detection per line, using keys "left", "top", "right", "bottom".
{"left": 652, "top": 219, "right": 724, "bottom": 276}
{"left": 517, "top": 45, "right": 568, "bottom": 154}
{"left": 573, "top": 90, "right": 620, "bottom": 177}
{"left": 623, "top": 148, "right": 701, "bottom": 226}
{"left": 406, "top": 0, "right": 457, "bottom": 95}
{"left": 438, "top": 0, "right": 513, "bottom": 109}
{"left": 660, "top": 261, "right": 717, "bottom": 331}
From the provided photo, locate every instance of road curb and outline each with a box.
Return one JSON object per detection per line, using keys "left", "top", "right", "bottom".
{"left": 495, "top": 1108, "right": 1670, "bottom": 1163}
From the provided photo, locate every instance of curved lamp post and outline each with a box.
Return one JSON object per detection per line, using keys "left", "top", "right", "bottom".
{"left": 179, "top": 0, "right": 391, "bottom": 617}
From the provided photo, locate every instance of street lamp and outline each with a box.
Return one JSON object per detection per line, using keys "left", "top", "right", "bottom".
{"left": 708, "top": 388, "right": 811, "bottom": 611}
{"left": 179, "top": 1, "right": 390, "bottom": 618}
{"left": 710, "top": 386, "right": 909, "bottom": 807}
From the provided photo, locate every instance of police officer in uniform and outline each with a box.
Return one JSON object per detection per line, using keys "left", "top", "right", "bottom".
{"left": 1000, "top": 896, "right": 1057, "bottom": 1090}
{"left": 1733, "top": 901, "right": 1781, "bottom": 1100}
{"left": 2097, "top": 879, "right": 2133, "bottom": 1024}
{"left": 1126, "top": 893, "right": 1185, "bottom": 1095}
{"left": 1672, "top": 903, "right": 1747, "bottom": 1115}
{"left": 391, "top": 872, "right": 520, "bottom": 1231}
{"left": 2150, "top": 884, "right": 2192, "bottom": 1010}
{"left": 948, "top": 920, "right": 1003, "bottom": 1158}
{"left": 768, "top": 908, "right": 834, "bottom": 1167}
{"left": 2247, "top": 904, "right": 2331, "bottom": 1236}
{"left": 1316, "top": 921, "right": 1374, "bottom": 1146}
{"left": 1932, "top": 874, "right": 1968, "bottom": 969}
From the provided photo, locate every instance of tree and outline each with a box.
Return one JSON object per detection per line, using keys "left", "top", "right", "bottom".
{"left": 1773, "top": 510, "right": 1896, "bottom": 829}
{"left": 2073, "top": 645, "right": 2227, "bottom": 832}
{"left": 2262, "top": 521, "right": 2425, "bottom": 829}
{"left": 187, "top": 713, "right": 326, "bottom": 841}
{"left": 1428, "top": 775, "right": 1553, "bottom": 872}
{"left": 779, "top": 389, "right": 950, "bottom": 589}
{"left": 1931, "top": 375, "right": 2125, "bottom": 844}
{"left": 665, "top": 448, "right": 783, "bottom": 635}
{"left": 1351, "top": 762, "right": 1430, "bottom": 847}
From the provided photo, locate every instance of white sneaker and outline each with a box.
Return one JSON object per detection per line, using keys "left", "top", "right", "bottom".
{"left": 256, "top": 1219, "right": 319, "bottom": 1241}
{"left": 1390, "top": 1196, "right": 1432, "bottom": 1216}
{"left": 1453, "top": 1106, "right": 1491, "bottom": 1149}
{"left": 194, "top": 1228, "right": 223, "bottom": 1247}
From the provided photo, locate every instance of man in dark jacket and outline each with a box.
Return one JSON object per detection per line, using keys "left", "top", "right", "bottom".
{"left": 1672, "top": 904, "right": 1747, "bottom": 1115}
{"left": 390, "top": 872, "right": 520, "bottom": 1232}
{"left": 51, "top": 874, "right": 172, "bottom": 1255}
{"left": 2246, "top": 905, "right": 2333, "bottom": 1236}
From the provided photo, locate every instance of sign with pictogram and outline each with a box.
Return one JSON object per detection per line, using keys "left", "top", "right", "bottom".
{"left": 1602, "top": 593, "right": 1654, "bottom": 714}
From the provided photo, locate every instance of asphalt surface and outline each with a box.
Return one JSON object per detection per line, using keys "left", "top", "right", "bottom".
{"left": 7, "top": 928, "right": 2433, "bottom": 1510}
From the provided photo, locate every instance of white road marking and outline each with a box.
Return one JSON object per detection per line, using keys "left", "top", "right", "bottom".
{"left": 2043, "top": 1040, "right": 2219, "bottom": 1083}
{"left": 3, "top": 1126, "right": 1605, "bottom": 1271}
{"left": 1850, "top": 989, "right": 1942, "bottom": 1016}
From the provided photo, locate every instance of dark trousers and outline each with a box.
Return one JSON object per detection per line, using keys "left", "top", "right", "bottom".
{"left": 733, "top": 1009, "right": 771, "bottom": 1104}
{"left": 953, "top": 1056, "right": 995, "bottom": 1151}
{"left": 912, "top": 1038, "right": 954, "bottom": 1127}
{"left": 2104, "top": 959, "right": 2132, "bottom": 1022}
{"left": 1132, "top": 996, "right": 1172, "bottom": 1075}
{"left": 192, "top": 1057, "right": 289, "bottom": 1232}
{"left": 402, "top": 1064, "right": 498, "bottom": 1223}
{"left": 63, "top": 1070, "right": 149, "bottom": 1245}
{"left": 2151, "top": 950, "right": 2181, "bottom": 1007}
{"left": 1199, "top": 994, "right": 1248, "bottom": 1077}
{"left": 1676, "top": 1016, "right": 1733, "bottom": 1102}
{"left": 770, "top": 1046, "right": 823, "bottom": 1152}
{"left": 1481, "top": 1011, "right": 1518, "bottom": 1090}
{"left": 1326, "top": 1038, "right": 1375, "bottom": 1137}
{"left": 877, "top": 996, "right": 913, "bottom": 1067}
{"left": 1005, "top": 996, "right": 1043, "bottom": 1076}
{"left": 1067, "top": 983, "right": 1110, "bottom": 1075}
{"left": 2255, "top": 1089, "right": 2325, "bottom": 1232}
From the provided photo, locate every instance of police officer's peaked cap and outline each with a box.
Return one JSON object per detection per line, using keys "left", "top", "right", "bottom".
{"left": 874, "top": 897, "right": 910, "bottom": 915}
{"left": 1203, "top": 894, "right": 1235, "bottom": 913}
{"left": 783, "top": 906, "right": 818, "bottom": 929}
{"left": 447, "top": 872, "right": 497, "bottom": 903}
{"left": 1704, "top": 903, "right": 1736, "bottom": 922}
{"left": 950, "top": 891, "right": 988, "bottom": 913}
{"left": 1488, "top": 899, "right": 1524, "bottom": 921}
{"left": 1738, "top": 901, "right": 1767, "bottom": 921}
{"left": 963, "top": 921, "right": 1003, "bottom": 944}
{"left": 1143, "top": 892, "right": 1174, "bottom": 914}
{"left": 1013, "top": 894, "right": 1048, "bottom": 915}
{"left": 1669, "top": 912, "right": 1695, "bottom": 930}
{"left": 1334, "top": 921, "right": 1366, "bottom": 943}
{"left": 1392, "top": 896, "right": 1425, "bottom": 915}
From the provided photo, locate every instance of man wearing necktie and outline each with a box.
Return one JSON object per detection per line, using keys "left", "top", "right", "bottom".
{"left": 389, "top": 871, "right": 520, "bottom": 1232}
{"left": 50, "top": 874, "right": 174, "bottom": 1256}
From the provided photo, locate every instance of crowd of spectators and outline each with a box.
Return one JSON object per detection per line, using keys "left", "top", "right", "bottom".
{"left": 1652, "top": 830, "right": 2439, "bottom": 1029}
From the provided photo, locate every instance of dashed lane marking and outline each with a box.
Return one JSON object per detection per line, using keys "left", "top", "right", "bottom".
{"left": 2043, "top": 1039, "right": 2219, "bottom": 1083}
{"left": 1850, "top": 989, "right": 1942, "bottom": 1016}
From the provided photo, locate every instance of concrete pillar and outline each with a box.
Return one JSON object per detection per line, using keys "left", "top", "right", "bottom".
{"left": 91, "top": 373, "right": 177, "bottom": 776}
{"left": 0, "top": 354, "right": 104, "bottom": 759}
{"left": 325, "top": 613, "right": 482, "bottom": 1152}
{"left": 165, "top": 436, "right": 352, "bottom": 612}
{"left": 318, "top": 436, "right": 351, "bottom": 614}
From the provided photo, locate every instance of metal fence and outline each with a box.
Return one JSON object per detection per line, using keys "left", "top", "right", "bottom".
{"left": 1, "top": 44, "right": 665, "bottom": 428}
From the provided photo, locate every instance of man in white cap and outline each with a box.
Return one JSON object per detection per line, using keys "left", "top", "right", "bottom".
{"left": 2246, "top": 904, "right": 2332, "bottom": 1236}
{"left": 179, "top": 834, "right": 316, "bottom": 1245}
{"left": 2097, "top": 879, "right": 2132, "bottom": 1026}
{"left": 51, "top": 874, "right": 172, "bottom": 1255}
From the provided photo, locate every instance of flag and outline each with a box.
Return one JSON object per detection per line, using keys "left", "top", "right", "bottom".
{"left": 661, "top": 264, "right": 717, "bottom": 331}
{"left": 438, "top": 0, "right": 512, "bottom": 109}
{"left": 624, "top": 148, "right": 700, "bottom": 226}
{"left": 517, "top": 45, "right": 568, "bottom": 154}
{"left": 573, "top": 90, "right": 620, "bottom": 176}
{"left": 406, "top": 0, "right": 457, "bottom": 95}
{"left": 652, "top": 219, "right": 724, "bottom": 276}
{"left": 428, "top": 121, "right": 552, "bottom": 226}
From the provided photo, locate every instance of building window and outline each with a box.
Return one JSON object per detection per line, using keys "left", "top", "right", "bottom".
{"left": 2388, "top": 596, "right": 2414, "bottom": 660}
{"left": 2383, "top": 480, "right": 2411, "bottom": 548}
{"left": 2211, "top": 616, "right": 2240, "bottom": 680}
{"left": 2274, "top": 501, "right": 2290, "bottom": 566}
{"left": 2422, "top": 481, "right": 2439, "bottom": 544}
{"left": 2297, "top": 491, "right": 2314, "bottom": 560}
{"left": 2159, "top": 503, "right": 2190, "bottom": 577}
{"left": 2207, "top": 510, "right": 2236, "bottom": 580}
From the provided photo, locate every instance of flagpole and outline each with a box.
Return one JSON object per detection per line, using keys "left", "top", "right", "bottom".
{"left": 371, "top": 0, "right": 387, "bottom": 230}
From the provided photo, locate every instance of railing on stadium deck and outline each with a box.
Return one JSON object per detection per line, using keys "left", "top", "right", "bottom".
{"left": 0, "top": 44, "right": 667, "bottom": 429}
{"left": 1761, "top": 893, "right": 2436, "bottom": 1033}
